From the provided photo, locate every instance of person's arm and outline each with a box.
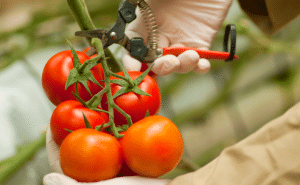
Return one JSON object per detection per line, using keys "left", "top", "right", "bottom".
{"left": 237, "top": 0, "right": 300, "bottom": 35}
{"left": 167, "top": 101, "right": 300, "bottom": 185}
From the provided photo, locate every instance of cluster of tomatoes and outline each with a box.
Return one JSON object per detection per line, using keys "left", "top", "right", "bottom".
{"left": 41, "top": 49, "right": 184, "bottom": 182}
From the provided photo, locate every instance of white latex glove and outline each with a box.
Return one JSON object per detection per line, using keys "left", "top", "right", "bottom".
{"left": 43, "top": 128, "right": 171, "bottom": 185}
{"left": 123, "top": 0, "right": 233, "bottom": 76}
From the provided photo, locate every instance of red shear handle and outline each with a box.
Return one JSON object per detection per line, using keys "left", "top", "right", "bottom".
{"left": 163, "top": 47, "right": 239, "bottom": 61}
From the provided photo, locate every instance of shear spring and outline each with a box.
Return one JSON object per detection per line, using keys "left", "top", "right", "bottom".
{"left": 138, "top": 0, "right": 159, "bottom": 50}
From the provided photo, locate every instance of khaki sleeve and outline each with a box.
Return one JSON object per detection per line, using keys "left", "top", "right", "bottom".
{"left": 237, "top": 0, "right": 300, "bottom": 35}
{"left": 168, "top": 101, "right": 300, "bottom": 185}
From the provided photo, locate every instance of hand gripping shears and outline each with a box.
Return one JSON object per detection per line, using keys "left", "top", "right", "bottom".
{"left": 75, "top": 0, "right": 238, "bottom": 63}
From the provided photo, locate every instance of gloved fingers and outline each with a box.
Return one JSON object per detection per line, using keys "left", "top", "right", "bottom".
{"left": 155, "top": 43, "right": 210, "bottom": 75}
{"left": 44, "top": 173, "right": 171, "bottom": 185}
{"left": 176, "top": 50, "right": 200, "bottom": 74}
{"left": 46, "top": 128, "right": 63, "bottom": 173}
{"left": 151, "top": 55, "right": 180, "bottom": 76}
{"left": 174, "top": 45, "right": 211, "bottom": 74}
{"left": 95, "top": 176, "right": 171, "bottom": 185}
{"left": 194, "top": 58, "right": 211, "bottom": 74}
{"left": 43, "top": 173, "right": 78, "bottom": 185}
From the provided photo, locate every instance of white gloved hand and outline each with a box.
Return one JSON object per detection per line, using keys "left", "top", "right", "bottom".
{"left": 123, "top": 0, "right": 233, "bottom": 76}
{"left": 43, "top": 128, "right": 171, "bottom": 185}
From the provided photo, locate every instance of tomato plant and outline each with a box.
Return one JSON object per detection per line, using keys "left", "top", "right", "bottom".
{"left": 119, "top": 115, "right": 184, "bottom": 177}
{"left": 60, "top": 128, "right": 123, "bottom": 182}
{"left": 102, "top": 71, "right": 161, "bottom": 125}
{"left": 42, "top": 50, "right": 104, "bottom": 106}
{"left": 50, "top": 100, "right": 108, "bottom": 145}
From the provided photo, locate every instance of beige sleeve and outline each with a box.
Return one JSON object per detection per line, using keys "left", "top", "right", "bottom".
{"left": 237, "top": 0, "right": 300, "bottom": 35}
{"left": 168, "top": 101, "right": 300, "bottom": 185}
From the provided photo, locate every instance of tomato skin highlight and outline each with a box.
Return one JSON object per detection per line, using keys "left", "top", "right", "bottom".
{"left": 50, "top": 100, "right": 108, "bottom": 145}
{"left": 102, "top": 71, "right": 161, "bottom": 125}
{"left": 119, "top": 115, "right": 184, "bottom": 177}
{"left": 42, "top": 50, "right": 104, "bottom": 106}
{"left": 60, "top": 128, "right": 123, "bottom": 182}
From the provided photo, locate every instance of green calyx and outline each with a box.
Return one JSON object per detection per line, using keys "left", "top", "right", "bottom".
{"left": 65, "top": 40, "right": 103, "bottom": 96}
{"left": 111, "top": 64, "right": 154, "bottom": 99}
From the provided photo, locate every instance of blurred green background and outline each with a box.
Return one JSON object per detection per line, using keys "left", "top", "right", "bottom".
{"left": 1, "top": 0, "right": 300, "bottom": 184}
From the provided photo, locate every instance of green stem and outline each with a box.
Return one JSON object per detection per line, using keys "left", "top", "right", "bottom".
{"left": 67, "top": 0, "right": 95, "bottom": 31}
{"left": 118, "top": 59, "right": 136, "bottom": 87}
{"left": 67, "top": 0, "right": 120, "bottom": 72}
{"left": 78, "top": 55, "right": 101, "bottom": 73}
{"left": 105, "top": 49, "right": 121, "bottom": 72}
{"left": 86, "top": 87, "right": 108, "bottom": 108}
{"left": 113, "top": 103, "right": 133, "bottom": 126}
{"left": 72, "top": 83, "right": 89, "bottom": 107}
{"left": 0, "top": 133, "right": 46, "bottom": 183}
{"left": 109, "top": 71, "right": 136, "bottom": 87}
{"left": 92, "top": 38, "right": 123, "bottom": 138}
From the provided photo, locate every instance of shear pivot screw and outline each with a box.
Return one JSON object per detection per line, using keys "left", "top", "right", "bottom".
{"left": 110, "top": 32, "right": 117, "bottom": 40}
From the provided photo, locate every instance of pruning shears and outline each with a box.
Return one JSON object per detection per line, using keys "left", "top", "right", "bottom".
{"left": 75, "top": 0, "right": 238, "bottom": 63}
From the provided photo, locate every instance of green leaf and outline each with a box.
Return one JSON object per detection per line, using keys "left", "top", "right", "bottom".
{"left": 119, "top": 60, "right": 131, "bottom": 79}
{"left": 108, "top": 124, "right": 129, "bottom": 133}
{"left": 95, "top": 124, "right": 104, "bottom": 131}
{"left": 64, "top": 129, "right": 73, "bottom": 133}
{"left": 87, "top": 96, "right": 102, "bottom": 109}
{"left": 67, "top": 40, "right": 81, "bottom": 69}
{"left": 96, "top": 123, "right": 110, "bottom": 131}
{"left": 91, "top": 107, "right": 110, "bottom": 114}
{"left": 65, "top": 42, "right": 103, "bottom": 96}
{"left": 134, "top": 64, "right": 154, "bottom": 85}
{"left": 82, "top": 113, "right": 92, "bottom": 128}
{"left": 112, "top": 86, "right": 131, "bottom": 99}
{"left": 80, "top": 78, "right": 93, "bottom": 96}
{"left": 0, "top": 133, "right": 46, "bottom": 183}
{"left": 110, "top": 79, "right": 128, "bottom": 86}
{"left": 65, "top": 69, "right": 80, "bottom": 90}
{"left": 71, "top": 91, "right": 89, "bottom": 107}
{"left": 78, "top": 56, "right": 103, "bottom": 88}
{"left": 131, "top": 86, "right": 151, "bottom": 96}
{"left": 121, "top": 124, "right": 129, "bottom": 130}
{"left": 145, "top": 109, "right": 150, "bottom": 117}
{"left": 111, "top": 83, "right": 151, "bottom": 99}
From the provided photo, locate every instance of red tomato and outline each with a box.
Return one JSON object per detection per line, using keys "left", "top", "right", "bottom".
{"left": 102, "top": 71, "right": 161, "bottom": 125}
{"left": 50, "top": 100, "right": 108, "bottom": 145}
{"left": 42, "top": 50, "right": 104, "bottom": 106}
{"left": 119, "top": 115, "right": 184, "bottom": 177}
{"left": 60, "top": 128, "right": 123, "bottom": 182}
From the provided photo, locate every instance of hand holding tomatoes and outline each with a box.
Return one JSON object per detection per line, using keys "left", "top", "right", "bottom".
{"left": 43, "top": 46, "right": 184, "bottom": 183}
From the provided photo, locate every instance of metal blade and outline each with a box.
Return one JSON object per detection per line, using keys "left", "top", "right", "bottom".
{"left": 75, "top": 29, "right": 108, "bottom": 46}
